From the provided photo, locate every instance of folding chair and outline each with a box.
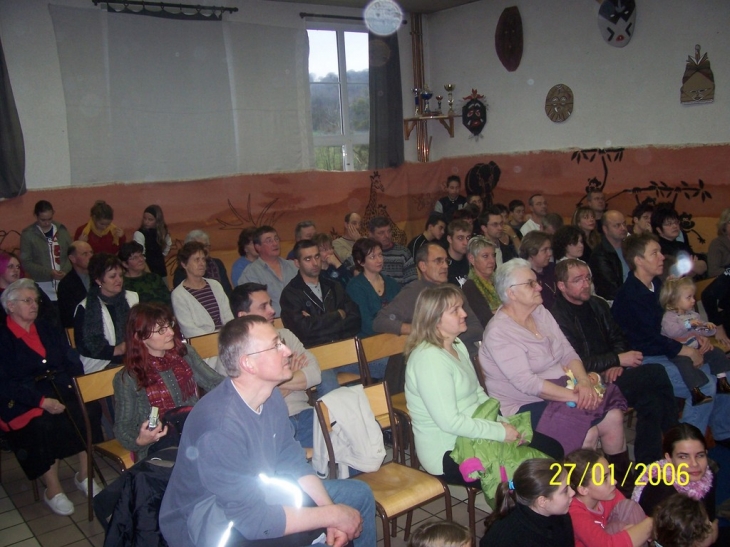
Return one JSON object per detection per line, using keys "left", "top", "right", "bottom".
{"left": 73, "top": 366, "right": 134, "bottom": 521}
{"left": 188, "top": 331, "right": 220, "bottom": 359}
{"left": 65, "top": 327, "right": 76, "bottom": 349}
{"left": 356, "top": 334, "right": 410, "bottom": 464}
{"left": 315, "top": 383, "right": 452, "bottom": 547}
{"left": 308, "top": 338, "right": 361, "bottom": 390}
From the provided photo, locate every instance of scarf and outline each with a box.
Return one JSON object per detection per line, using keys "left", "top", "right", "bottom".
{"left": 468, "top": 267, "right": 501, "bottom": 311}
{"left": 631, "top": 458, "right": 713, "bottom": 502}
{"left": 80, "top": 218, "right": 121, "bottom": 246}
{"left": 82, "top": 283, "right": 130, "bottom": 356}
{"left": 144, "top": 351, "right": 196, "bottom": 412}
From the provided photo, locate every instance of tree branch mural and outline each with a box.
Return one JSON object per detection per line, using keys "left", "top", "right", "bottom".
{"left": 570, "top": 147, "right": 711, "bottom": 243}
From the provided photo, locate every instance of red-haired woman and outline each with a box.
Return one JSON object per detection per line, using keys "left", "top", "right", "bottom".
{"left": 112, "top": 303, "right": 223, "bottom": 460}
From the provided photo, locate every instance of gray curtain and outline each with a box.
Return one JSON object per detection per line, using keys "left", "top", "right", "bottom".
{"left": 368, "top": 32, "right": 403, "bottom": 169}
{"left": 0, "top": 36, "right": 25, "bottom": 198}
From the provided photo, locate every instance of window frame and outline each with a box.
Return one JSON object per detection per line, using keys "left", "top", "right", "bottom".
{"left": 307, "top": 22, "right": 369, "bottom": 172}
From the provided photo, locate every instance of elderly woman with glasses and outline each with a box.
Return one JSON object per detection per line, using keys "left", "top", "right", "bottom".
{"left": 461, "top": 236, "right": 499, "bottom": 328}
{"left": 479, "top": 259, "right": 628, "bottom": 461}
{"left": 113, "top": 303, "right": 223, "bottom": 460}
{"left": 0, "top": 279, "right": 102, "bottom": 516}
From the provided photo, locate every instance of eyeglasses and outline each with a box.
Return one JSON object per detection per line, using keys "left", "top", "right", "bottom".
{"left": 567, "top": 275, "right": 593, "bottom": 285}
{"left": 13, "top": 297, "right": 40, "bottom": 305}
{"left": 246, "top": 339, "right": 286, "bottom": 356}
{"left": 663, "top": 220, "right": 680, "bottom": 227}
{"left": 153, "top": 321, "right": 176, "bottom": 335}
{"left": 510, "top": 279, "right": 541, "bottom": 289}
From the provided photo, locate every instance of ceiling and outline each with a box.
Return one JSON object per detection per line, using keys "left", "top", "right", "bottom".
{"left": 268, "top": 0, "right": 480, "bottom": 15}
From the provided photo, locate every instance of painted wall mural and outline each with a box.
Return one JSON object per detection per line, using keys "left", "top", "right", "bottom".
{"left": 1, "top": 144, "right": 728, "bottom": 265}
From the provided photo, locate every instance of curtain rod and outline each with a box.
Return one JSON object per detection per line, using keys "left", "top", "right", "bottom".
{"left": 299, "top": 12, "right": 406, "bottom": 24}
{"left": 93, "top": 1, "right": 238, "bottom": 18}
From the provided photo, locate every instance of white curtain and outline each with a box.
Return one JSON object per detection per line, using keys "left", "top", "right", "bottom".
{"left": 49, "top": 5, "right": 313, "bottom": 185}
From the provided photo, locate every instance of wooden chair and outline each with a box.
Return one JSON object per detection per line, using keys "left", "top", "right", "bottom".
{"left": 308, "top": 338, "right": 361, "bottom": 389}
{"left": 272, "top": 317, "right": 284, "bottom": 329}
{"left": 65, "top": 327, "right": 76, "bottom": 348}
{"left": 315, "top": 383, "right": 452, "bottom": 547}
{"left": 356, "top": 334, "right": 410, "bottom": 463}
{"left": 188, "top": 331, "right": 220, "bottom": 359}
{"left": 73, "top": 366, "right": 134, "bottom": 521}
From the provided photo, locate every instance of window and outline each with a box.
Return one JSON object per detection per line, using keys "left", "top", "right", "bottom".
{"left": 308, "top": 26, "right": 369, "bottom": 171}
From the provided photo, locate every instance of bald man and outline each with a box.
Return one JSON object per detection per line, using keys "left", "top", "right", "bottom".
{"left": 589, "top": 210, "right": 630, "bottom": 301}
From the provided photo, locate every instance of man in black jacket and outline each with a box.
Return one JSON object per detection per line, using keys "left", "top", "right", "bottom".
{"left": 589, "top": 210, "right": 629, "bottom": 301}
{"left": 280, "top": 240, "right": 361, "bottom": 348}
{"left": 57, "top": 241, "right": 93, "bottom": 328}
{"left": 550, "top": 258, "right": 678, "bottom": 464}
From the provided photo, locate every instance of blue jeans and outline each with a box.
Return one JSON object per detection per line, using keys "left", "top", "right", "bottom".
{"left": 318, "top": 358, "right": 389, "bottom": 398}
{"left": 289, "top": 408, "right": 315, "bottom": 449}
{"left": 322, "top": 478, "right": 376, "bottom": 547}
{"left": 645, "top": 355, "right": 730, "bottom": 440}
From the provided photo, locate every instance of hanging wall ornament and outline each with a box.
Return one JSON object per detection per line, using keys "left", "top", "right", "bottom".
{"left": 545, "top": 84, "right": 573, "bottom": 122}
{"left": 462, "top": 90, "right": 487, "bottom": 136}
{"left": 597, "top": 0, "right": 636, "bottom": 48}
{"left": 681, "top": 45, "right": 715, "bottom": 104}
{"left": 495, "top": 6, "right": 523, "bottom": 72}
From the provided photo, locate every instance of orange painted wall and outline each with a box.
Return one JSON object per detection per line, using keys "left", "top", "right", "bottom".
{"left": 2, "top": 143, "right": 728, "bottom": 260}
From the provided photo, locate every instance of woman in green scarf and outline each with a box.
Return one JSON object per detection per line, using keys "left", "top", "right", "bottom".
{"left": 462, "top": 236, "right": 500, "bottom": 328}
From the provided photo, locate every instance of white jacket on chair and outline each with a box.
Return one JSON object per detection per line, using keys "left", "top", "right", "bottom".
{"left": 312, "top": 385, "right": 386, "bottom": 479}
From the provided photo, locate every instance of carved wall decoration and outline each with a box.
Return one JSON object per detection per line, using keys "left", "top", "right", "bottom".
{"left": 681, "top": 45, "right": 715, "bottom": 105}
{"left": 545, "top": 84, "right": 573, "bottom": 122}
{"left": 362, "top": 171, "right": 407, "bottom": 245}
{"left": 461, "top": 90, "right": 487, "bottom": 137}
{"left": 465, "top": 161, "right": 501, "bottom": 209}
{"left": 597, "top": 0, "right": 636, "bottom": 47}
{"left": 495, "top": 6, "right": 523, "bottom": 72}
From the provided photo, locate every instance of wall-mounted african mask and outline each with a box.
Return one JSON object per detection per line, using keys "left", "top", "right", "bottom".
{"left": 462, "top": 90, "right": 487, "bottom": 136}
{"left": 545, "top": 84, "right": 573, "bottom": 123}
{"left": 597, "top": 0, "right": 636, "bottom": 48}
{"left": 681, "top": 45, "right": 715, "bottom": 104}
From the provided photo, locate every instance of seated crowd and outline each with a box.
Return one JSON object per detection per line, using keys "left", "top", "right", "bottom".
{"left": 2, "top": 181, "right": 730, "bottom": 546}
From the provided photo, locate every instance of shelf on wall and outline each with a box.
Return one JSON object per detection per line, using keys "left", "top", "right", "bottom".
{"left": 403, "top": 114, "right": 455, "bottom": 140}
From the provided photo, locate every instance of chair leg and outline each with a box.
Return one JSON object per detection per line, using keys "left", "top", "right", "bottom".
{"left": 382, "top": 515, "right": 391, "bottom": 547}
{"left": 467, "top": 487, "right": 478, "bottom": 545}
{"left": 404, "top": 510, "right": 413, "bottom": 541}
{"left": 390, "top": 516, "right": 398, "bottom": 537}
{"left": 87, "top": 448, "right": 94, "bottom": 521}
{"left": 32, "top": 479, "right": 39, "bottom": 502}
{"left": 444, "top": 488, "right": 453, "bottom": 521}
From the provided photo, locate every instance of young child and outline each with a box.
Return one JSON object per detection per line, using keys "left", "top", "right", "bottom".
{"left": 565, "top": 449, "right": 652, "bottom": 547}
{"left": 133, "top": 205, "right": 172, "bottom": 282}
{"left": 660, "top": 277, "right": 730, "bottom": 405}
{"left": 408, "top": 521, "right": 472, "bottom": 547}
{"left": 653, "top": 492, "right": 716, "bottom": 547}
{"left": 481, "top": 459, "right": 575, "bottom": 547}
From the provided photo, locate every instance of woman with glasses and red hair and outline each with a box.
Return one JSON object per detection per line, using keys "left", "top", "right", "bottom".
{"left": 113, "top": 302, "right": 223, "bottom": 460}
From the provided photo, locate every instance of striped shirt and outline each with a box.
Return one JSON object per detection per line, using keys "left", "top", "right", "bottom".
{"left": 185, "top": 283, "right": 222, "bottom": 328}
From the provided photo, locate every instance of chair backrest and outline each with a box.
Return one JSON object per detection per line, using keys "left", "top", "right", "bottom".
{"left": 308, "top": 338, "right": 359, "bottom": 372}
{"left": 356, "top": 333, "right": 407, "bottom": 384}
{"left": 73, "top": 366, "right": 124, "bottom": 404}
{"left": 66, "top": 327, "right": 76, "bottom": 348}
{"left": 188, "top": 331, "right": 220, "bottom": 359}
{"left": 314, "top": 382, "right": 395, "bottom": 479}
{"left": 273, "top": 317, "right": 284, "bottom": 329}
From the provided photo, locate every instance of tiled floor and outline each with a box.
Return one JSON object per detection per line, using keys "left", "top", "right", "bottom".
{"left": 0, "top": 416, "right": 637, "bottom": 546}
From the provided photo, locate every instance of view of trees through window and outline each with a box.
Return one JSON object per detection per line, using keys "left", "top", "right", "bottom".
{"left": 308, "top": 29, "right": 369, "bottom": 171}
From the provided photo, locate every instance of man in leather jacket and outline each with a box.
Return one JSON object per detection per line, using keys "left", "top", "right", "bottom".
{"left": 280, "top": 240, "right": 360, "bottom": 348}
{"left": 589, "top": 210, "right": 629, "bottom": 301}
{"left": 550, "top": 258, "right": 678, "bottom": 464}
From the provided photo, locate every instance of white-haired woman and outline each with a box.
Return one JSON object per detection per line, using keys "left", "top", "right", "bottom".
{"left": 404, "top": 284, "right": 563, "bottom": 486}
{"left": 172, "top": 230, "right": 232, "bottom": 296}
{"left": 0, "top": 279, "right": 102, "bottom": 516}
{"left": 462, "top": 236, "right": 499, "bottom": 328}
{"left": 479, "top": 259, "right": 630, "bottom": 469}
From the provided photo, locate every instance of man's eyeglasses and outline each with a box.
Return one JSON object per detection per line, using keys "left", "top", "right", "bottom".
{"left": 567, "top": 275, "right": 593, "bottom": 285}
{"left": 510, "top": 279, "right": 541, "bottom": 289}
{"left": 246, "top": 339, "right": 286, "bottom": 356}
